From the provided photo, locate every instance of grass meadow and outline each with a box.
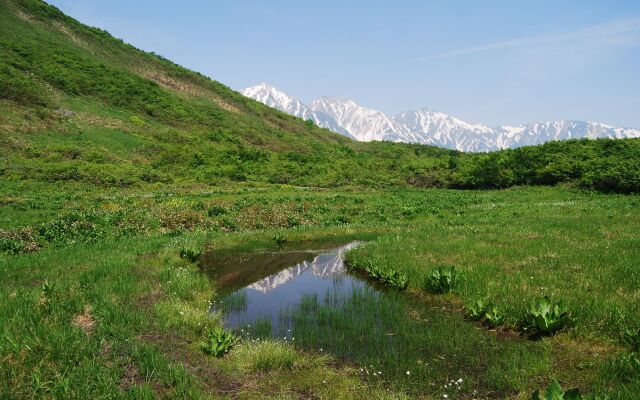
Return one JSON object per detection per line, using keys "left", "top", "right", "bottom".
{"left": 1, "top": 185, "right": 639, "bottom": 399}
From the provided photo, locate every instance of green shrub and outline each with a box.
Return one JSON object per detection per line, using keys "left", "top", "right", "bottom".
{"left": 201, "top": 327, "right": 239, "bottom": 357}
{"left": 221, "top": 218, "right": 238, "bottom": 231}
{"left": 521, "top": 296, "right": 573, "bottom": 336}
{"left": 424, "top": 266, "right": 458, "bottom": 294}
{"left": 207, "top": 205, "right": 226, "bottom": 217}
{"left": 179, "top": 247, "right": 202, "bottom": 263}
{"left": 531, "top": 380, "right": 582, "bottom": 400}
{"left": 0, "top": 237, "right": 25, "bottom": 255}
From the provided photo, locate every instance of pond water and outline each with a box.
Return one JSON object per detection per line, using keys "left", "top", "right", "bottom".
{"left": 200, "top": 239, "right": 543, "bottom": 396}
{"left": 201, "top": 240, "right": 369, "bottom": 333}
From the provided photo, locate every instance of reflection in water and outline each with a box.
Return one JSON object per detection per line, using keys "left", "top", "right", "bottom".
{"left": 201, "top": 240, "right": 542, "bottom": 397}
{"left": 203, "top": 241, "right": 365, "bottom": 332}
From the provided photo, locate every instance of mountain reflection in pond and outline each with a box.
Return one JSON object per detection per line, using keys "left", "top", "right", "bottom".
{"left": 201, "top": 240, "right": 545, "bottom": 396}
{"left": 201, "top": 241, "right": 368, "bottom": 332}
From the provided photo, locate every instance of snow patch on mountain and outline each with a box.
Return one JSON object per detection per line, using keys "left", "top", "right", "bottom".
{"left": 241, "top": 83, "right": 640, "bottom": 152}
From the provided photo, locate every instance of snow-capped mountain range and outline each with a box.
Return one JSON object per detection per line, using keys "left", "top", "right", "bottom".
{"left": 241, "top": 83, "right": 640, "bottom": 152}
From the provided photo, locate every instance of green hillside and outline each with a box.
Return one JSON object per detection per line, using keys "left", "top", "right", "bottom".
{"left": 1, "top": 0, "right": 639, "bottom": 192}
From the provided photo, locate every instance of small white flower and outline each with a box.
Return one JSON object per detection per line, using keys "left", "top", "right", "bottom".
{"left": 406, "top": 371, "right": 411, "bottom": 375}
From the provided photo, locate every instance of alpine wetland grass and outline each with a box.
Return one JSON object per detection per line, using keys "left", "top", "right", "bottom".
{"left": 275, "top": 285, "right": 548, "bottom": 396}
{"left": 2, "top": 186, "right": 639, "bottom": 398}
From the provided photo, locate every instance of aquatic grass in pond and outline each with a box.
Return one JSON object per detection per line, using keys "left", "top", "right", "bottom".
{"left": 218, "top": 291, "right": 247, "bottom": 313}
{"left": 277, "top": 285, "right": 549, "bottom": 396}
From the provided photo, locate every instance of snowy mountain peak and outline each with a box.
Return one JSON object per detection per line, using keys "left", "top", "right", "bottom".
{"left": 241, "top": 83, "right": 640, "bottom": 152}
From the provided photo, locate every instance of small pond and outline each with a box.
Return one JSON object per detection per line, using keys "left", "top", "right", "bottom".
{"left": 200, "top": 239, "right": 543, "bottom": 396}
{"left": 201, "top": 240, "right": 370, "bottom": 334}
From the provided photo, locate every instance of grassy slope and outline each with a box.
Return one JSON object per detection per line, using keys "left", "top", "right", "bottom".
{"left": 0, "top": 0, "right": 455, "bottom": 190}
{"left": 1, "top": 0, "right": 639, "bottom": 193}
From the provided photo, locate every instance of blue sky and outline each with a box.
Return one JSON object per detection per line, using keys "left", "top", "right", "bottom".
{"left": 47, "top": 0, "right": 640, "bottom": 127}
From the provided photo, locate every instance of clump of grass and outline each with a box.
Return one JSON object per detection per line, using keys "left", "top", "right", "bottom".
{"left": 609, "top": 352, "right": 640, "bottom": 382}
{"left": 179, "top": 246, "right": 201, "bottom": 263}
{"left": 207, "top": 205, "right": 226, "bottom": 217}
{"left": 231, "top": 340, "right": 298, "bottom": 372}
{"left": 201, "top": 327, "right": 239, "bottom": 357}
{"left": 531, "top": 380, "right": 582, "bottom": 400}
{"left": 273, "top": 232, "right": 287, "bottom": 246}
{"left": 424, "top": 266, "right": 458, "bottom": 294}
{"left": 622, "top": 328, "right": 640, "bottom": 352}
{"left": 521, "top": 296, "right": 573, "bottom": 337}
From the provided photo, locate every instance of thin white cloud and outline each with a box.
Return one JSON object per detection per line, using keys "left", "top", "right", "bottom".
{"left": 426, "top": 17, "right": 640, "bottom": 60}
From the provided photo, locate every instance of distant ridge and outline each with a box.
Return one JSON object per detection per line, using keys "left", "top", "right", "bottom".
{"left": 242, "top": 83, "right": 640, "bottom": 152}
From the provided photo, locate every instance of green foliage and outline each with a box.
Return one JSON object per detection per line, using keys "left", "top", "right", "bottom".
{"left": 231, "top": 341, "right": 299, "bottom": 372}
{"left": 467, "top": 299, "right": 506, "bottom": 327}
{"left": 467, "top": 299, "right": 488, "bottom": 320}
{"left": 522, "top": 296, "right": 573, "bottom": 336}
{"left": 531, "top": 380, "right": 582, "bottom": 400}
{"left": 273, "top": 232, "right": 287, "bottom": 246}
{"left": 207, "top": 204, "right": 226, "bottom": 217}
{"left": 41, "top": 279, "right": 55, "bottom": 298}
{"left": 483, "top": 305, "right": 505, "bottom": 328}
{"left": 610, "top": 352, "right": 640, "bottom": 382}
{"left": 344, "top": 258, "right": 408, "bottom": 290}
{"left": 179, "top": 246, "right": 202, "bottom": 263}
{"left": 424, "top": 266, "right": 458, "bottom": 294}
{"left": 623, "top": 328, "right": 640, "bottom": 352}
{"left": 200, "top": 327, "right": 239, "bottom": 357}
{"left": 380, "top": 269, "right": 409, "bottom": 290}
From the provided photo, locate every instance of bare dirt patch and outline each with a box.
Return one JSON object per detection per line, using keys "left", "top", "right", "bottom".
{"left": 72, "top": 304, "right": 97, "bottom": 335}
